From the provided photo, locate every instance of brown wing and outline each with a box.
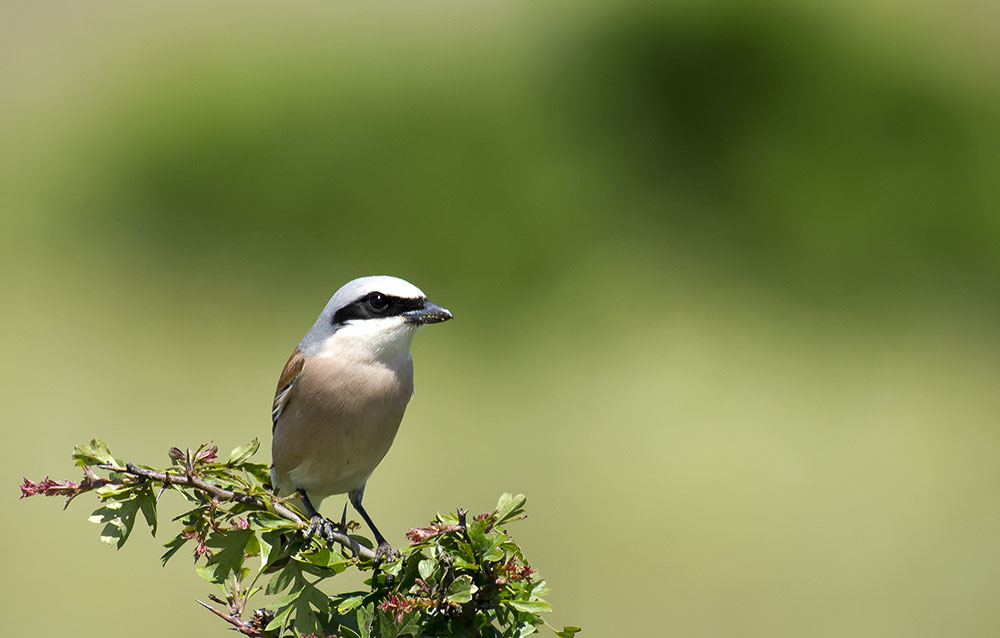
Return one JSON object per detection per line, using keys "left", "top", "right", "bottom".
{"left": 272, "top": 349, "right": 305, "bottom": 433}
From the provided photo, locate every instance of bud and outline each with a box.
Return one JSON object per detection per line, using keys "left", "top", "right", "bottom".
{"left": 19, "top": 476, "right": 81, "bottom": 499}
{"left": 405, "top": 523, "right": 463, "bottom": 544}
{"left": 195, "top": 445, "right": 218, "bottom": 464}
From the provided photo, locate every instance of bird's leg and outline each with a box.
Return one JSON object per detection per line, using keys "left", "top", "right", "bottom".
{"left": 348, "top": 488, "right": 396, "bottom": 562}
{"left": 297, "top": 489, "right": 338, "bottom": 544}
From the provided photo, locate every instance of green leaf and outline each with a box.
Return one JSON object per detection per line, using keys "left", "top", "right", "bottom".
{"left": 469, "top": 519, "right": 506, "bottom": 562}
{"left": 496, "top": 493, "right": 527, "bottom": 526}
{"left": 195, "top": 565, "right": 227, "bottom": 593}
{"left": 377, "top": 607, "right": 421, "bottom": 638}
{"left": 264, "top": 592, "right": 297, "bottom": 631}
{"left": 446, "top": 574, "right": 477, "bottom": 604}
{"left": 286, "top": 580, "right": 331, "bottom": 635}
{"left": 136, "top": 487, "right": 157, "bottom": 536}
{"left": 484, "top": 543, "right": 505, "bottom": 562}
{"left": 161, "top": 534, "right": 187, "bottom": 564}
{"left": 297, "top": 546, "right": 350, "bottom": 571}
{"left": 468, "top": 519, "right": 490, "bottom": 554}
{"left": 337, "top": 595, "right": 365, "bottom": 614}
{"left": 73, "top": 439, "right": 116, "bottom": 467}
{"left": 227, "top": 438, "right": 260, "bottom": 465}
{"left": 266, "top": 560, "right": 303, "bottom": 595}
{"left": 241, "top": 462, "right": 273, "bottom": 484}
{"left": 258, "top": 529, "right": 287, "bottom": 573}
{"left": 246, "top": 510, "right": 296, "bottom": 530}
{"left": 203, "top": 529, "right": 253, "bottom": 582}
{"left": 417, "top": 558, "right": 436, "bottom": 581}
{"left": 397, "top": 612, "right": 422, "bottom": 637}
{"left": 339, "top": 626, "right": 363, "bottom": 638}
{"left": 244, "top": 531, "right": 261, "bottom": 558}
{"left": 94, "top": 484, "right": 130, "bottom": 498}
{"left": 88, "top": 497, "right": 140, "bottom": 548}
{"left": 518, "top": 621, "right": 543, "bottom": 638}
{"left": 500, "top": 540, "right": 526, "bottom": 563}
{"left": 357, "top": 602, "right": 375, "bottom": 638}
{"left": 531, "top": 579, "right": 550, "bottom": 598}
{"left": 554, "top": 626, "right": 582, "bottom": 637}
{"left": 508, "top": 600, "right": 551, "bottom": 614}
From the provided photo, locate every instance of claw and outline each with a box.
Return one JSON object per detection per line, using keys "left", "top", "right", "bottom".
{"left": 303, "top": 515, "right": 340, "bottom": 544}
{"left": 374, "top": 541, "right": 399, "bottom": 563}
{"left": 295, "top": 489, "right": 343, "bottom": 544}
{"left": 303, "top": 515, "right": 321, "bottom": 540}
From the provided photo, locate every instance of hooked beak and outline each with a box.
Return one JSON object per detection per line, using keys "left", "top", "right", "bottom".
{"left": 404, "top": 301, "right": 453, "bottom": 325}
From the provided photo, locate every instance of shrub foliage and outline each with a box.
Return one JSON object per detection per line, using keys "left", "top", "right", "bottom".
{"left": 20, "top": 439, "right": 580, "bottom": 638}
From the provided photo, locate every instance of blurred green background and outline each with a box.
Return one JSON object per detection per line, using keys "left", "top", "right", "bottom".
{"left": 4, "top": 0, "right": 1000, "bottom": 635}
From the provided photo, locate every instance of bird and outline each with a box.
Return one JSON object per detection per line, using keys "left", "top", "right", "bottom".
{"left": 269, "top": 275, "right": 452, "bottom": 558}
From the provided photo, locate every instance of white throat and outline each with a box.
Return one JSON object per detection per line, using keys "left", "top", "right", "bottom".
{"left": 319, "top": 316, "right": 418, "bottom": 364}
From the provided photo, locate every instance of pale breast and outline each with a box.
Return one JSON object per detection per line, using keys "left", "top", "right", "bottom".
{"left": 271, "top": 352, "right": 414, "bottom": 503}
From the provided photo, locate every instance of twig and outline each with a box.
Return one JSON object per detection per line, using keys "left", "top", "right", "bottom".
{"left": 196, "top": 600, "right": 260, "bottom": 637}
{"left": 96, "top": 462, "right": 376, "bottom": 561}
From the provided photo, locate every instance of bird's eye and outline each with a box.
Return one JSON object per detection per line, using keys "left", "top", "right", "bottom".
{"left": 367, "top": 293, "right": 390, "bottom": 312}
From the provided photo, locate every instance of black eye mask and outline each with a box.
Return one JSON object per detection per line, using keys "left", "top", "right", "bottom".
{"left": 332, "top": 293, "right": 427, "bottom": 325}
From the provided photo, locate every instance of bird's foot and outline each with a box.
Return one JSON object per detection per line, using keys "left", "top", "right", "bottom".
{"left": 302, "top": 515, "right": 342, "bottom": 544}
{"left": 373, "top": 541, "right": 399, "bottom": 563}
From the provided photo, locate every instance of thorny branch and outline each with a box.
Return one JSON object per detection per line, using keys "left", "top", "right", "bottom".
{"left": 197, "top": 599, "right": 261, "bottom": 637}
{"left": 98, "top": 461, "right": 377, "bottom": 562}
{"left": 20, "top": 459, "right": 376, "bottom": 562}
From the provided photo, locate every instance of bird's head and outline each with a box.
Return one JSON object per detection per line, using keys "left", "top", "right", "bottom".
{"left": 300, "top": 275, "right": 453, "bottom": 361}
